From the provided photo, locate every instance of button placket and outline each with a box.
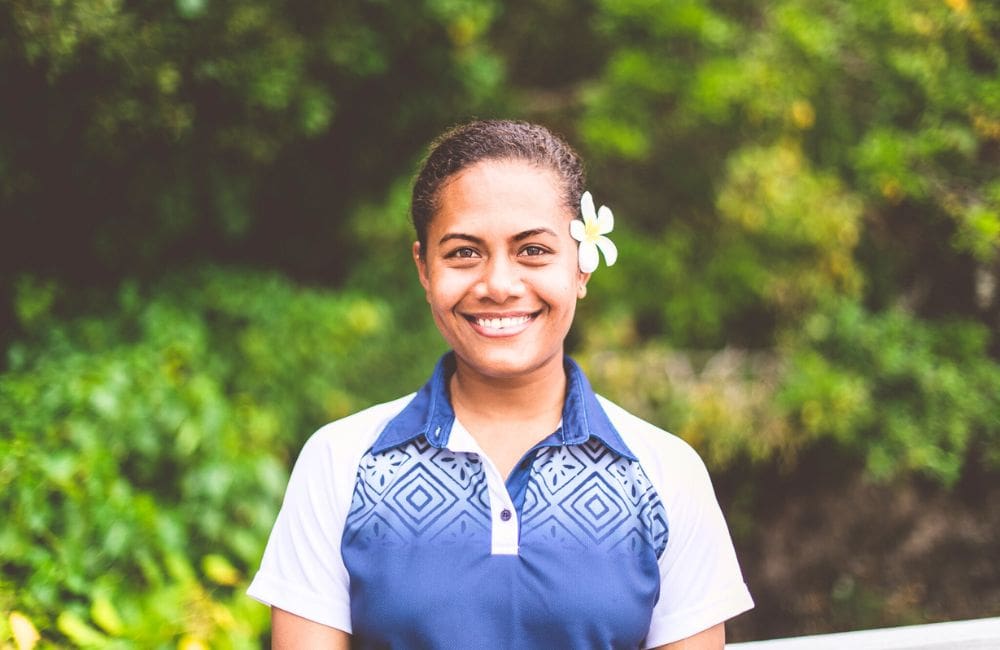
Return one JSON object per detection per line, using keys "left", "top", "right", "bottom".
{"left": 446, "top": 418, "right": 522, "bottom": 555}
{"left": 479, "top": 460, "right": 519, "bottom": 555}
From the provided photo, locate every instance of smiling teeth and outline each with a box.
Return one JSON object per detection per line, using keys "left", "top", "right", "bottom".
{"left": 477, "top": 315, "right": 531, "bottom": 329}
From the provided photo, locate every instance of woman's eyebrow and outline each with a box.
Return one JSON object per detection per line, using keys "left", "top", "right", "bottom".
{"left": 439, "top": 228, "right": 558, "bottom": 245}
{"left": 513, "top": 228, "right": 558, "bottom": 241}
{"left": 439, "top": 233, "right": 484, "bottom": 245}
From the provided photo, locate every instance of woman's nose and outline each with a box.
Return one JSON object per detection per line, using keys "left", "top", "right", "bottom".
{"left": 476, "top": 256, "right": 524, "bottom": 301}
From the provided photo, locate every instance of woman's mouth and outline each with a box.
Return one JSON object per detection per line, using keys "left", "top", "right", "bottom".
{"left": 464, "top": 311, "right": 539, "bottom": 336}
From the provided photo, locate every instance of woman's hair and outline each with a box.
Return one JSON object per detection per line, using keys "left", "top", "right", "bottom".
{"left": 411, "top": 120, "right": 586, "bottom": 253}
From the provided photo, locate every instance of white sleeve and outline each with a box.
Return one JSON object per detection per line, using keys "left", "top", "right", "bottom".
{"left": 246, "top": 428, "right": 356, "bottom": 633}
{"left": 643, "top": 442, "right": 754, "bottom": 647}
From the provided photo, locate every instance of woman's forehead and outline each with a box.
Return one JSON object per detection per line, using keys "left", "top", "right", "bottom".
{"left": 447, "top": 157, "right": 557, "bottom": 183}
{"left": 432, "top": 160, "right": 571, "bottom": 230}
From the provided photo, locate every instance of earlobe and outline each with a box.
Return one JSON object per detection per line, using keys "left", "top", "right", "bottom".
{"left": 413, "top": 241, "right": 431, "bottom": 294}
{"left": 577, "top": 271, "right": 591, "bottom": 299}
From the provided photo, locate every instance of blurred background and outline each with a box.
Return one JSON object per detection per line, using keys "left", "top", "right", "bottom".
{"left": 1, "top": 0, "right": 998, "bottom": 646}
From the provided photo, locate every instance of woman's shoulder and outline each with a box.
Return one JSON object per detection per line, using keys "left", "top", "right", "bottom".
{"left": 595, "top": 394, "right": 710, "bottom": 485}
{"left": 298, "top": 392, "right": 417, "bottom": 460}
{"left": 265, "top": 393, "right": 422, "bottom": 544}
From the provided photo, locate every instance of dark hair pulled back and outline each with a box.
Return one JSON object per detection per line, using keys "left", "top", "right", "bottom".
{"left": 411, "top": 120, "right": 585, "bottom": 253}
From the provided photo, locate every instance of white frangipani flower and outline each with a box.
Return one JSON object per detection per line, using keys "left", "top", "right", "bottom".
{"left": 570, "top": 191, "right": 617, "bottom": 273}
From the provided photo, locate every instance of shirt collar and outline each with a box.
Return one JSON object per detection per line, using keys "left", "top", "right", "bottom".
{"left": 371, "top": 352, "right": 636, "bottom": 461}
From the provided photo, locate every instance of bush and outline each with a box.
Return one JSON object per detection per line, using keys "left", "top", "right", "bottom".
{"left": 778, "top": 301, "right": 1000, "bottom": 484}
{"left": 576, "top": 300, "right": 1000, "bottom": 486}
{"left": 0, "top": 266, "right": 442, "bottom": 646}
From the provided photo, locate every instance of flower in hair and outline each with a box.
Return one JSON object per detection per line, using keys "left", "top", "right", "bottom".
{"left": 570, "top": 191, "right": 618, "bottom": 273}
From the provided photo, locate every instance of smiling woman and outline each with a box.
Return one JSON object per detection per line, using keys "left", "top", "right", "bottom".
{"left": 416, "top": 161, "right": 583, "bottom": 396}
{"left": 247, "top": 120, "right": 753, "bottom": 649}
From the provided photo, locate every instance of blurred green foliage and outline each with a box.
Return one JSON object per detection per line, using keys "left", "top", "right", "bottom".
{"left": 1, "top": 0, "right": 999, "bottom": 645}
{"left": 578, "top": 300, "right": 1000, "bottom": 485}
{"left": 0, "top": 0, "right": 505, "bottom": 279}
{"left": 1, "top": 266, "right": 441, "bottom": 646}
{"left": 780, "top": 301, "right": 1000, "bottom": 483}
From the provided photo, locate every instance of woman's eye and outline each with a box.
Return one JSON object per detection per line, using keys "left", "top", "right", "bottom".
{"left": 448, "top": 247, "right": 478, "bottom": 259}
{"left": 521, "top": 245, "right": 547, "bottom": 257}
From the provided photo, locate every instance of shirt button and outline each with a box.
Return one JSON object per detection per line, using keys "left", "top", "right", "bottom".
{"left": 500, "top": 509, "right": 512, "bottom": 522}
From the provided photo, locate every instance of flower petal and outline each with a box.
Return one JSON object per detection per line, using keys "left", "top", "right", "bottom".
{"left": 596, "top": 236, "right": 618, "bottom": 267}
{"left": 580, "top": 191, "right": 596, "bottom": 221}
{"left": 570, "top": 219, "right": 586, "bottom": 242}
{"left": 578, "top": 241, "right": 599, "bottom": 273}
{"left": 597, "top": 205, "right": 614, "bottom": 234}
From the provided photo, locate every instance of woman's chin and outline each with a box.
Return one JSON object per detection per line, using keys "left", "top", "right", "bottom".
{"left": 453, "top": 348, "right": 563, "bottom": 383}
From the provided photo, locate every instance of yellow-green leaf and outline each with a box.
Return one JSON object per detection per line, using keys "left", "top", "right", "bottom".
{"left": 56, "top": 611, "right": 107, "bottom": 647}
{"left": 202, "top": 554, "right": 241, "bottom": 586}
{"left": 90, "top": 594, "right": 125, "bottom": 636}
{"left": 9, "top": 611, "right": 40, "bottom": 650}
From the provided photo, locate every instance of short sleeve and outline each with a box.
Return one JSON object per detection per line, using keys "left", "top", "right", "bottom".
{"left": 246, "top": 430, "right": 356, "bottom": 633}
{"left": 643, "top": 444, "right": 754, "bottom": 647}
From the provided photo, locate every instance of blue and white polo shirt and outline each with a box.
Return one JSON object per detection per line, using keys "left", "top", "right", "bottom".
{"left": 248, "top": 354, "right": 753, "bottom": 648}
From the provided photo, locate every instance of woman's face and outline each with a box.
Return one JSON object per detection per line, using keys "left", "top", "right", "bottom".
{"left": 414, "top": 159, "right": 589, "bottom": 383}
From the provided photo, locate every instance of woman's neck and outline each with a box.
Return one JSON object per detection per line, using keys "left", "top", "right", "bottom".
{"left": 448, "top": 354, "right": 567, "bottom": 477}
{"left": 449, "top": 354, "right": 566, "bottom": 423}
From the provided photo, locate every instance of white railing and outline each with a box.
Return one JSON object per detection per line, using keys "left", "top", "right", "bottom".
{"left": 726, "top": 617, "right": 1000, "bottom": 649}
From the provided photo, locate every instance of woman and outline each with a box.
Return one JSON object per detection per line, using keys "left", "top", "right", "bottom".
{"left": 248, "top": 120, "right": 753, "bottom": 648}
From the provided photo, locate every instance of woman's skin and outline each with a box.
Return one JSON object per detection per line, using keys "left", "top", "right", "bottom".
{"left": 413, "top": 160, "right": 588, "bottom": 479}
{"left": 272, "top": 608, "right": 349, "bottom": 648}
{"left": 270, "top": 160, "right": 726, "bottom": 650}
{"left": 271, "top": 608, "right": 724, "bottom": 649}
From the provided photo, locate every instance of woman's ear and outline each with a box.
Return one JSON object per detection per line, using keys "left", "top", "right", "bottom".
{"left": 577, "top": 271, "right": 591, "bottom": 299}
{"left": 413, "top": 241, "right": 431, "bottom": 295}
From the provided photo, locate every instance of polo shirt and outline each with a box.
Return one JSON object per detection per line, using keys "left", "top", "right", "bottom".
{"left": 248, "top": 354, "right": 753, "bottom": 648}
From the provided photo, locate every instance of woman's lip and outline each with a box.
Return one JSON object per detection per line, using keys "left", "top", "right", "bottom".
{"left": 463, "top": 311, "right": 540, "bottom": 337}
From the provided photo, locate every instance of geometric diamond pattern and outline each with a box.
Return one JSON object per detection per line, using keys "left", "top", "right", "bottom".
{"left": 529, "top": 514, "right": 586, "bottom": 550}
{"left": 536, "top": 446, "right": 584, "bottom": 494}
{"left": 522, "top": 441, "right": 667, "bottom": 557}
{"left": 350, "top": 512, "right": 407, "bottom": 548}
{"left": 344, "top": 436, "right": 490, "bottom": 548}
{"left": 520, "top": 481, "right": 543, "bottom": 527}
{"left": 430, "top": 511, "right": 490, "bottom": 546}
{"left": 345, "top": 433, "right": 668, "bottom": 559}
{"left": 610, "top": 527, "right": 647, "bottom": 554}
{"left": 574, "top": 437, "right": 611, "bottom": 464}
{"left": 566, "top": 473, "right": 628, "bottom": 542}
{"left": 387, "top": 464, "right": 457, "bottom": 535}
{"left": 358, "top": 446, "right": 412, "bottom": 495}
{"left": 431, "top": 449, "right": 482, "bottom": 490}
{"left": 610, "top": 455, "right": 650, "bottom": 506}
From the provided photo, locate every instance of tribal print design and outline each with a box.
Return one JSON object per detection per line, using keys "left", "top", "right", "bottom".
{"left": 343, "top": 435, "right": 667, "bottom": 558}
